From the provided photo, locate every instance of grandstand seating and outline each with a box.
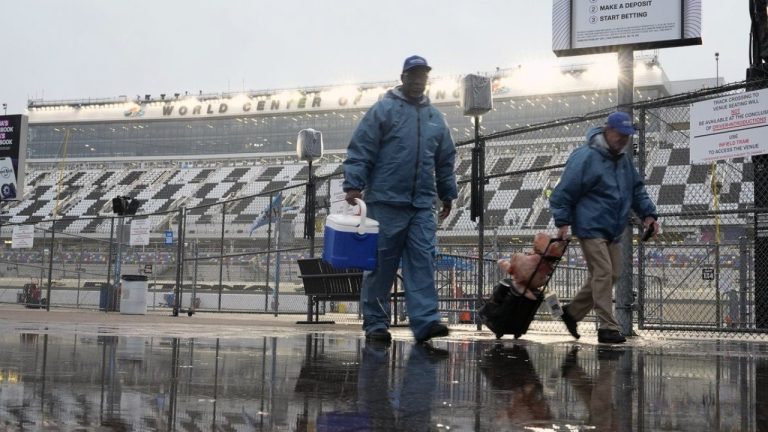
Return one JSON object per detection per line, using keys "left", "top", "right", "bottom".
{"left": 3, "top": 135, "right": 754, "bottom": 238}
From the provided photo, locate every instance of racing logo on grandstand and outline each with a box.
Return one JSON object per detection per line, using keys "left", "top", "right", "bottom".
{"left": 124, "top": 106, "right": 145, "bottom": 118}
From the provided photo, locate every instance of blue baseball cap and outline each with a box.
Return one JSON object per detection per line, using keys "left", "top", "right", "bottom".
{"left": 402, "top": 55, "right": 431, "bottom": 72}
{"left": 606, "top": 111, "right": 636, "bottom": 136}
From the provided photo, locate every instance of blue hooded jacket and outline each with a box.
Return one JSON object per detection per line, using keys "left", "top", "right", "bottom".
{"left": 342, "top": 87, "right": 458, "bottom": 208}
{"left": 549, "top": 126, "right": 657, "bottom": 242}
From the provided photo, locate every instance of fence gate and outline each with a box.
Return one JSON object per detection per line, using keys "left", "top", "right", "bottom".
{"left": 639, "top": 243, "right": 750, "bottom": 331}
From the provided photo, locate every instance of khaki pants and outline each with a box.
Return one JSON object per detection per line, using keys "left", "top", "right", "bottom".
{"left": 568, "top": 238, "right": 622, "bottom": 331}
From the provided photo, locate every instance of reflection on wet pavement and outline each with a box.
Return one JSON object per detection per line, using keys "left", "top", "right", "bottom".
{"left": 0, "top": 327, "right": 767, "bottom": 431}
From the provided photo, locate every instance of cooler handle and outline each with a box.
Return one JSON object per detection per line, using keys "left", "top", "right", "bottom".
{"left": 354, "top": 198, "right": 368, "bottom": 235}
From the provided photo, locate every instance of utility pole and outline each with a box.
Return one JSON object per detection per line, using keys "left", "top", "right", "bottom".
{"left": 715, "top": 52, "right": 720, "bottom": 86}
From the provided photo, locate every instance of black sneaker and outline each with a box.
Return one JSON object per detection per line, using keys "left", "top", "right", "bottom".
{"left": 416, "top": 322, "right": 449, "bottom": 343}
{"left": 366, "top": 328, "right": 392, "bottom": 342}
{"left": 561, "top": 306, "right": 580, "bottom": 339}
{"left": 597, "top": 329, "right": 626, "bottom": 344}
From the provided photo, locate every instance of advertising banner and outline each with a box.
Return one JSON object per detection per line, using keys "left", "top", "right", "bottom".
{"left": 690, "top": 89, "right": 768, "bottom": 163}
{"left": 0, "top": 115, "right": 28, "bottom": 200}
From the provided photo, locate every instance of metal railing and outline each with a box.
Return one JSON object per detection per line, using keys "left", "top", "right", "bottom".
{"left": 2, "top": 81, "right": 767, "bottom": 338}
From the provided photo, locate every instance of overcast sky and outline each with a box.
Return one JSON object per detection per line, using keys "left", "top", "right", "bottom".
{"left": 0, "top": 0, "right": 751, "bottom": 114}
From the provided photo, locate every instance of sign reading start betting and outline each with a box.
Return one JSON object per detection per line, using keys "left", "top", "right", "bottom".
{"left": 552, "top": 0, "right": 702, "bottom": 56}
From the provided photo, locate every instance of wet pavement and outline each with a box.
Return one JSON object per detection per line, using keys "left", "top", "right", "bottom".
{"left": 0, "top": 310, "right": 767, "bottom": 431}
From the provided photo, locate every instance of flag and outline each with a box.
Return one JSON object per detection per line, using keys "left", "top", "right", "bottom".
{"left": 249, "top": 192, "right": 282, "bottom": 236}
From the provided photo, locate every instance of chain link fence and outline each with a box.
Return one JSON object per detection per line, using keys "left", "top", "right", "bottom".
{"left": 446, "top": 81, "right": 766, "bottom": 337}
{"left": 635, "top": 85, "right": 760, "bottom": 335}
{"left": 3, "top": 81, "right": 767, "bottom": 339}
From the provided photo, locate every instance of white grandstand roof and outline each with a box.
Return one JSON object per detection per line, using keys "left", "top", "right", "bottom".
{"left": 26, "top": 58, "right": 670, "bottom": 124}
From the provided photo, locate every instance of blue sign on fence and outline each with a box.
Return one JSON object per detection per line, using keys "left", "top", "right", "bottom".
{"left": 164, "top": 230, "right": 173, "bottom": 245}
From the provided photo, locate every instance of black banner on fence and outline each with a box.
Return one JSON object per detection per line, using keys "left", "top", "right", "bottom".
{"left": 0, "top": 114, "right": 28, "bottom": 201}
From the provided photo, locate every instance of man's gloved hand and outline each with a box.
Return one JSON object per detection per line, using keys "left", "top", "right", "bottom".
{"left": 345, "top": 189, "right": 363, "bottom": 206}
{"left": 439, "top": 200, "right": 452, "bottom": 220}
{"left": 642, "top": 216, "right": 660, "bottom": 240}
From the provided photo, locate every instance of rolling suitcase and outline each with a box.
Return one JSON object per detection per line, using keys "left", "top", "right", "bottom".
{"left": 478, "top": 238, "right": 569, "bottom": 339}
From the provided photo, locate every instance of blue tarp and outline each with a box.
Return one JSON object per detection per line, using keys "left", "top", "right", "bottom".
{"left": 435, "top": 255, "right": 474, "bottom": 271}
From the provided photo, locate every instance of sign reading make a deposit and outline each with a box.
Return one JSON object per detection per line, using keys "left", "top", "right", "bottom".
{"left": 573, "top": 0, "right": 680, "bottom": 48}
{"left": 553, "top": 0, "right": 701, "bottom": 56}
{"left": 690, "top": 89, "right": 768, "bottom": 164}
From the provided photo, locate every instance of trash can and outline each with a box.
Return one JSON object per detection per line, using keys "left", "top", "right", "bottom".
{"left": 99, "top": 283, "right": 119, "bottom": 312}
{"left": 120, "top": 275, "right": 148, "bottom": 315}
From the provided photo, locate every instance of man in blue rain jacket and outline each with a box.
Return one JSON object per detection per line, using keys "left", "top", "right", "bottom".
{"left": 550, "top": 111, "right": 660, "bottom": 344}
{"left": 343, "top": 55, "right": 457, "bottom": 344}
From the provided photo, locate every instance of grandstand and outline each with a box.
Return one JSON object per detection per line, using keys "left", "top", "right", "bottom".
{"left": 10, "top": 57, "right": 740, "bottom": 243}
{"left": 0, "top": 57, "right": 754, "bottom": 327}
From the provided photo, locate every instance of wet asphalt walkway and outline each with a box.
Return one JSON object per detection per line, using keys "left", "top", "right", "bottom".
{"left": 0, "top": 305, "right": 766, "bottom": 431}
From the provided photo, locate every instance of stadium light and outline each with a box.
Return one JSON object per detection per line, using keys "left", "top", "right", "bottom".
{"left": 584, "top": 61, "right": 620, "bottom": 88}
{"left": 517, "top": 62, "right": 560, "bottom": 92}
{"left": 323, "top": 86, "right": 359, "bottom": 105}
{"left": 560, "top": 64, "right": 588, "bottom": 76}
{"left": 430, "top": 77, "right": 458, "bottom": 95}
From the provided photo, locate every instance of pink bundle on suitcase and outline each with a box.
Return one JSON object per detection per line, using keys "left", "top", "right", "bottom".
{"left": 497, "top": 232, "right": 567, "bottom": 299}
{"left": 478, "top": 232, "right": 569, "bottom": 339}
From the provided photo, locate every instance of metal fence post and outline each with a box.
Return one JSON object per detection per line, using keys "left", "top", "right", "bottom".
{"left": 77, "top": 238, "right": 83, "bottom": 308}
{"left": 740, "top": 236, "right": 749, "bottom": 328}
{"left": 265, "top": 197, "right": 273, "bottom": 313}
{"left": 193, "top": 241, "right": 199, "bottom": 312}
{"left": 106, "top": 217, "right": 114, "bottom": 290}
{"left": 715, "top": 243, "right": 721, "bottom": 328}
{"left": 218, "top": 203, "right": 226, "bottom": 311}
{"left": 637, "top": 108, "right": 647, "bottom": 330}
{"left": 274, "top": 203, "right": 282, "bottom": 318}
{"left": 45, "top": 220, "right": 56, "bottom": 311}
{"left": 304, "top": 165, "right": 316, "bottom": 322}
{"left": 39, "top": 228, "right": 47, "bottom": 293}
{"left": 470, "top": 115, "right": 486, "bottom": 331}
{"left": 173, "top": 207, "right": 185, "bottom": 317}
{"left": 305, "top": 160, "right": 316, "bottom": 256}
{"left": 113, "top": 216, "right": 125, "bottom": 311}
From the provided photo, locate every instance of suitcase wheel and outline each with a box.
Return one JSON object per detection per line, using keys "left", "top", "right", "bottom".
{"left": 514, "top": 334, "right": 521, "bottom": 339}
{"left": 495, "top": 333, "right": 504, "bottom": 340}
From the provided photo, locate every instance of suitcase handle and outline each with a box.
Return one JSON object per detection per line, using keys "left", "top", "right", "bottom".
{"left": 541, "top": 237, "right": 570, "bottom": 261}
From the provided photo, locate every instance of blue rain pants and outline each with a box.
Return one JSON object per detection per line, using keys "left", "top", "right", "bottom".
{"left": 361, "top": 202, "right": 440, "bottom": 341}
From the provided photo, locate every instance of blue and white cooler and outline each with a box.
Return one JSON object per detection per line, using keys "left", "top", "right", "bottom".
{"left": 323, "top": 199, "right": 379, "bottom": 270}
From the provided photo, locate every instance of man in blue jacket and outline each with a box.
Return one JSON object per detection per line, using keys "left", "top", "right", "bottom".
{"left": 343, "top": 55, "right": 457, "bottom": 344}
{"left": 549, "top": 111, "right": 659, "bottom": 344}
